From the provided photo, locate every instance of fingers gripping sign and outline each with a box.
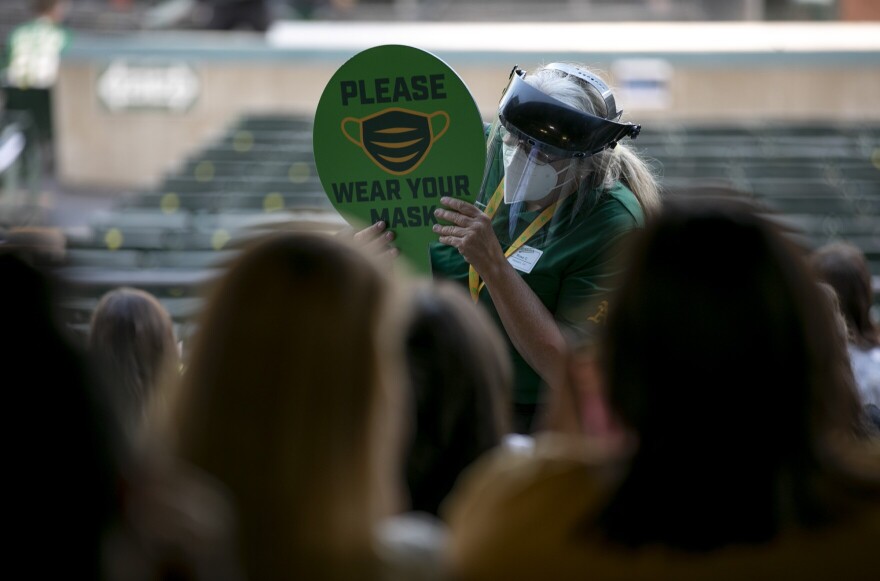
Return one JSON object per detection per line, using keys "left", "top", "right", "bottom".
{"left": 433, "top": 196, "right": 504, "bottom": 272}
{"left": 353, "top": 220, "right": 400, "bottom": 260}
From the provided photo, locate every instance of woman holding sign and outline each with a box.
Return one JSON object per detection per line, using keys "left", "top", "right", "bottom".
{"left": 428, "top": 62, "right": 660, "bottom": 434}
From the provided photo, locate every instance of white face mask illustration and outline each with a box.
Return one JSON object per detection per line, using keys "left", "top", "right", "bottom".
{"left": 502, "top": 143, "right": 575, "bottom": 205}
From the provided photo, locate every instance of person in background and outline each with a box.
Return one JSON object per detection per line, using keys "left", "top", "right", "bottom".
{"left": 403, "top": 279, "right": 514, "bottom": 519}
{"left": 428, "top": 62, "right": 661, "bottom": 433}
{"left": 3, "top": 0, "right": 69, "bottom": 91}
{"left": 444, "top": 195, "right": 880, "bottom": 580}
{"left": 2, "top": 251, "right": 239, "bottom": 581}
{"left": 0, "top": 225, "right": 66, "bottom": 266}
{"left": 3, "top": 0, "right": 70, "bottom": 157}
{"left": 2, "top": 250, "right": 123, "bottom": 580}
{"left": 810, "top": 240, "right": 880, "bottom": 425}
{"left": 89, "top": 287, "right": 180, "bottom": 438}
{"left": 194, "top": 0, "right": 271, "bottom": 31}
{"left": 815, "top": 280, "right": 879, "bottom": 439}
{"left": 154, "top": 231, "right": 444, "bottom": 580}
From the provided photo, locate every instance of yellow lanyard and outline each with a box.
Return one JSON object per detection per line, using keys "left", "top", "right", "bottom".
{"left": 468, "top": 179, "right": 557, "bottom": 303}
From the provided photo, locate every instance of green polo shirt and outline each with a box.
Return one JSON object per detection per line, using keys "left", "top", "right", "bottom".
{"left": 4, "top": 16, "right": 70, "bottom": 89}
{"left": 429, "top": 182, "right": 644, "bottom": 405}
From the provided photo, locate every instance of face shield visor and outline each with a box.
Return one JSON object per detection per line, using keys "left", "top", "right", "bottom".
{"left": 499, "top": 125, "right": 581, "bottom": 206}
{"left": 475, "top": 65, "right": 641, "bottom": 249}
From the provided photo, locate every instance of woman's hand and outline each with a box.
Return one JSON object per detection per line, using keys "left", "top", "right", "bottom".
{"left": 433, "top": 196, "right": 505, "bottom": 275}
{"left": 434, "top": 197, "right": 567, "bottom": 393}
{"left": 352, "top": 221, "right": 399, "bottom": 260}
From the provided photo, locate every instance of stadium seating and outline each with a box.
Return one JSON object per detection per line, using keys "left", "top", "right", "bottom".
{"left": 55, "top": 113, "right": 343, "bottom": 342}
{"left": 646, "top": 121, "right": 880, "bottom": 307}
{"left": 49, "top": 114, "right": 880, "bottom": 343}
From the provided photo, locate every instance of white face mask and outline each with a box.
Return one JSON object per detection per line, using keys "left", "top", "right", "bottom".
{"left": 502, "top": 144, "right": 575, "bottom": 205}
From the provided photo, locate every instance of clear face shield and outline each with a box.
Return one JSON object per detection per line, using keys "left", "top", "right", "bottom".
{"left": 475, "top": 65, "right": 641, "bottom": 249}
{"left": 499, "top": 125, "right": 581, "bottom": 206}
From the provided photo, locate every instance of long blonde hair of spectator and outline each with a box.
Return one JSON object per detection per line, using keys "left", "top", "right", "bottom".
{"left": 161, "top": 232, "right": 405, "bottom": 580}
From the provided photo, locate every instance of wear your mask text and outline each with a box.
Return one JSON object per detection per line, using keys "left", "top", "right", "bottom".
{"left": 331, "top": 175, "right": 470, "bottom": 228}
{"left": 331, "top": 175, "right": 469, "bottom": 204}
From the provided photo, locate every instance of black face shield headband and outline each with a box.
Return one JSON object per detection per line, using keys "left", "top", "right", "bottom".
{"left": 497, "top": 66, "right": 641, "bottom": 159}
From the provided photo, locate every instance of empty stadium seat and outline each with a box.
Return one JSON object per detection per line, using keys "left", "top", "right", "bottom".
{"left": 57, "top": 115, "right": 880, "bottom": 335}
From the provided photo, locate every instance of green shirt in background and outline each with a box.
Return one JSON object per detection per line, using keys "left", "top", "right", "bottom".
{"left": 4, "top": 16, "right": 70, "bottom": 89}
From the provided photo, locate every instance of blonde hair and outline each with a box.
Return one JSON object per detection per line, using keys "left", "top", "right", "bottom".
{"left": 526, "top": 64, "right": 661, "bottom": 219}
{"left": 162, "top": 231, "right": 405, "bottom": 580}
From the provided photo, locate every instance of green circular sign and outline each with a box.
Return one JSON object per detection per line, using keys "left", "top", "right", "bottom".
{"left": 313, "top": 45, "right": 486, "bottom": 275}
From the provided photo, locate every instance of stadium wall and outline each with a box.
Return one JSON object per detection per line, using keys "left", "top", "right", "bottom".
{"left": 55, "top": 22, "right": 880, "bottom": 190}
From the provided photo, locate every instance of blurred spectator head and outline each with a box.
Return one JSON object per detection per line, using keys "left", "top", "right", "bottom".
{"left": 810, "top": 240, "right": 879, "bottom": 349}
{"left": 814, "top": 280, "right": 878, "bottom": 439}
{"left": 404, "top": 279, "right": 512, "bottom": 517}
{"left": 1, "top": 252, "right": 125, "bottom": 578}
{"left": 597, "top": 194, "right": 870, "bottom": 549}
{"left": 162, "top": 231, "right": 405, "bottom": 580}
{"left": 89, "top": 287, "right": 179, "bottom": 435}
{"left": 0, "top": 226, "right": 66, "bottom": 266}
{"left": 32, "top": 0, "right": 67, "bottom": 21}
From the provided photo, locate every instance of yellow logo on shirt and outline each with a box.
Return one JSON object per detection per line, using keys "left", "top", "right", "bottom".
{"left": 587, "top": 300, "right": 609, "bottom": 324}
